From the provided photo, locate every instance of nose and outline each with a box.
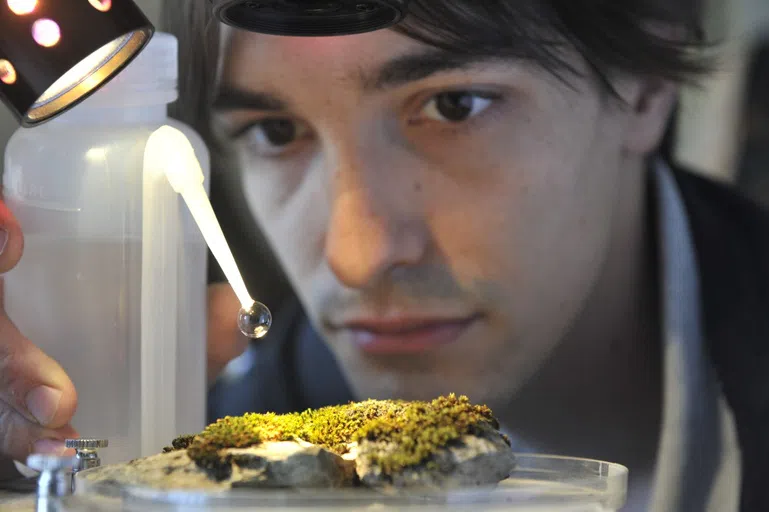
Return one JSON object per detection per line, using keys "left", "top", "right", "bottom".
{"left": 324, "top": 146, "right": 428, "bottom": 290}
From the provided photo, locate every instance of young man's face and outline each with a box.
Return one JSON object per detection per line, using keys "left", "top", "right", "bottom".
{"left": 216, "top": 26, "right": 674, "bottom": 406}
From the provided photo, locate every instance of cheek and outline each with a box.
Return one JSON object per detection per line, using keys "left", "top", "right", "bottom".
{"left": 504, "top": 95, "right": 622, "bottom": 247}
{"left": 426, "top": 96, "right": 625, "bottom": 324}
{"left": 238, "top": 153, "right": 329, "bottom": 287}
{"left": 416, "top": 107, "right": 604, "bottom": 284}
{"left": 425, "top": 162, "right": 526, "bottom": 288}
{"left": 503, "top": 104, "right": 626, "bottom": 332}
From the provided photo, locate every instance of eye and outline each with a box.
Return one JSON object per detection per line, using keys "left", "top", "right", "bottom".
{"left": 419, "top": 91, "right": 496, "bottom": 123}
{"left": 240, "top": 118, "right": 311, "bottom": 157}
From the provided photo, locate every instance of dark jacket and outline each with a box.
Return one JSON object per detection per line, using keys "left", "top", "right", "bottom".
{"left": 209, "top": 165, "right": 769, "bottom": 512}
{"left": 673, "top": 169, "right": 769, "bottom": 511}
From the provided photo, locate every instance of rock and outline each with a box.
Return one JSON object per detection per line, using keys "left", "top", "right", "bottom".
{"left": 79, "top": 450, "right": 225, "bottom": 493}
{"left": 228, "top": 440, "right": 357, "bottom": 488}
{"left": 80, "top": 440, "right": 357, "bottom": 492}
{"left": 81, "top": 397, "right": 517, "bottom": 494}
{"left": 354, "top": 423, "right": 516, "bottom": 488}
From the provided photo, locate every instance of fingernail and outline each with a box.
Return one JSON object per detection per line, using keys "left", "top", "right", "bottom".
{"left": 25, "top": 386, "right": 62, "bottom": 426}
{"left": 32, "top": 439, "right": 67, "bottom": 456}
{"left": 0, "top": 229, "right": 8, "bottom": 256}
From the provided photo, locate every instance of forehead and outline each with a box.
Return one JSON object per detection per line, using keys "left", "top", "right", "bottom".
{"left": 222, "top": 28, "right": 424, "bottom": 86}
{"left": 216, "top": 25, "right": 598, "bottom": 111}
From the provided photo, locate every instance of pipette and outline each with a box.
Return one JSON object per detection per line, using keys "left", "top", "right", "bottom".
{"left": 145, "top": 125, "right": 272, "bottom": 339}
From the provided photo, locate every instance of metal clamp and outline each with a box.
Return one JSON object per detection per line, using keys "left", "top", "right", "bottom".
{"left": 65, "top": 438, "right": 108, "bottom": 473}
{"left": 65, "top": 438, "right": 108, "bottom": 493}
{"left": 26, "top": 453, "right": 77, "bottom": 511}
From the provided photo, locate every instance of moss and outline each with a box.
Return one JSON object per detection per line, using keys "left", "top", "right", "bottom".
{"left": 352, "top": 395, "right": 501, "bottom": 475}
{"left": 178, "top": 394, "right": 500, "bottom": 479}
{"left": 163, "top": 434, "right": 197, "bottom": 453}
{"left": 298, "top": 398, "right": 410, "bottom": 453}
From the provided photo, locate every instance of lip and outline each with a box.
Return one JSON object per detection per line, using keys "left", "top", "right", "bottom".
{"left": 339, "top": 315, "right": 480, "bottom": 355}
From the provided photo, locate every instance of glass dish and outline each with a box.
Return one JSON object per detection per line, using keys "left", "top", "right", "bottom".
{"left": 68, "top": 453, "right": 628, "bottom": 511}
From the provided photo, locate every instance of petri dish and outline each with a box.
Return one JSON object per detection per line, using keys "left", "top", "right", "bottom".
{"left": 69, "top": 454, "right": 628, "bottom": 511}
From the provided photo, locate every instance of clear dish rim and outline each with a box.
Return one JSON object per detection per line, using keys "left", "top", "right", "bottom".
{"left": 77, "top": 452, "right": 629, "bottom": 508}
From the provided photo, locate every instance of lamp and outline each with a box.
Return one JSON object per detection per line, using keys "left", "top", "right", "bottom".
{"left": 0, "top": 0, "right": 153, "bottom": 127}
{"left": 0, "top": 0, "right": 412, "bottom": 129}
{"left": 210, "top": 0, "right": 410, "bottom": 36}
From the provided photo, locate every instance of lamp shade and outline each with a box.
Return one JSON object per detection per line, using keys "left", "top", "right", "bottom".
{"left": 210, "top": 0, "right": 409, "bottom": 36}
{"left": 0, "top": 0, "right": 153, "bottom": 127}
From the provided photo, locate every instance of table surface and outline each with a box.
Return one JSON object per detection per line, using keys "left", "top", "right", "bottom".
{"left": 0, "top": 492, "right": 34, "bottom": 510}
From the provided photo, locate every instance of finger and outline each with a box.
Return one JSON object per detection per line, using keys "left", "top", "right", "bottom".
{"left": 207, "top": 283, "right": 249, "bottom": 383}
{"left": 0, "top": 401, "right": 78, "bottom": 463}
{"left": 0, "top": 200, "right": 23, "bottom": 276}
{"left": 0, "top": 305, "right": 78, "bottom": 430}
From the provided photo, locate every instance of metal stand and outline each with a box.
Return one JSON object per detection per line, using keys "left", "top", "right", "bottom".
{"left": 65, "top": 439, "right": 109, "bottom": 494}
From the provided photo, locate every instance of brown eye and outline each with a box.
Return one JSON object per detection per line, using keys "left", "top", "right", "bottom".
{"left": 242, "top": 118, "right": 311, "bottom": 157}
{"left": 261, "top": 119, "right": 299, "bottom": 146}
{"left": 422, "top": 92, "right": 494, "bottom": 123}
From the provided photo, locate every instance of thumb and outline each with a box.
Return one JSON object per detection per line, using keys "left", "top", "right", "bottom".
{"left": 0, "top": 286, "right": 79, "bottom": 431}
{"left": 0, "top": 286, "right": 79, "bottom": 461}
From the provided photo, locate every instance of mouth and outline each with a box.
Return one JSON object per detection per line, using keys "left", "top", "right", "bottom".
{"left": 336, "top": 314, "right": 481, "bottom": 355}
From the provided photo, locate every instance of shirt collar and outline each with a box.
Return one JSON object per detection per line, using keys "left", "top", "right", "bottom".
{"left": 647, "top": 158, "right": 740, "bottom": 512}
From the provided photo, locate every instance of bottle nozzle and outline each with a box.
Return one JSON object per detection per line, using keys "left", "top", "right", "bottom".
{"left": 145, "top": 126, "right": 271, "bottom": 339}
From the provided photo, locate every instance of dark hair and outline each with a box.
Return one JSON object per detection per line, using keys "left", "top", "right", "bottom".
{"left": 161, "top": 0, "right": 714, "bottom": 305}
{"left": 164, "top": 0, "right": 713, "bottom": 128}
{"left": 396, "top": 1, "right": 712, "bottom": 95}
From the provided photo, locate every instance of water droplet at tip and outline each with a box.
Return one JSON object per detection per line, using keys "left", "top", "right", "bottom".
{"left": 238, "top": 301, "right": 272, "bottom": 339}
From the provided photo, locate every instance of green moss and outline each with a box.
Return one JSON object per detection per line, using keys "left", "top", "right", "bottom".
{"left": 353, "top": 395, "right": 501, "bottom": 475}
{"left": 163, "top": 434, "right": 197, "bottom": 453}
{"left": 176, "top": 394, "right": 501, "bottom": 479}
{"left": 298, "top": 398, "right": 410, "bottom": 453}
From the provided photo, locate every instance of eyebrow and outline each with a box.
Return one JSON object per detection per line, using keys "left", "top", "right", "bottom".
{"left": 213, "top": 87, "right": 288, "bottom": 112}
{"left": 214, "top": 49, "right": 502, "bottom": 112}
{"left": 366, "top": 49, "right": 500, "bottom": 91}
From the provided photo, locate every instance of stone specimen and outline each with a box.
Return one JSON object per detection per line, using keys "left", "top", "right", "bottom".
{"left": 81, "top": 394, "right": 515, "bottom": 492}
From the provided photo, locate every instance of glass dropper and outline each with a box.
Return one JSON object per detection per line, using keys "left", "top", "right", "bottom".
{"left": 146, "top": 125, "right": 272, "bottom": 339}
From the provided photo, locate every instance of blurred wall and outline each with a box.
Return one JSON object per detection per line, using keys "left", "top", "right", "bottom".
{"left": 0, "top": 0, "right": 163, "bottom": 178}
{"left": 675, "top": 0, "right": 769, "bottom": 181}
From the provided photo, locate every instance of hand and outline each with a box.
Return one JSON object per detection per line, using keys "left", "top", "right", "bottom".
{"left": 0, "top": 199, "right": 78, "bottom": 464}
{"left": 207, "top": 282, "right": 251, "bottom": 384}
